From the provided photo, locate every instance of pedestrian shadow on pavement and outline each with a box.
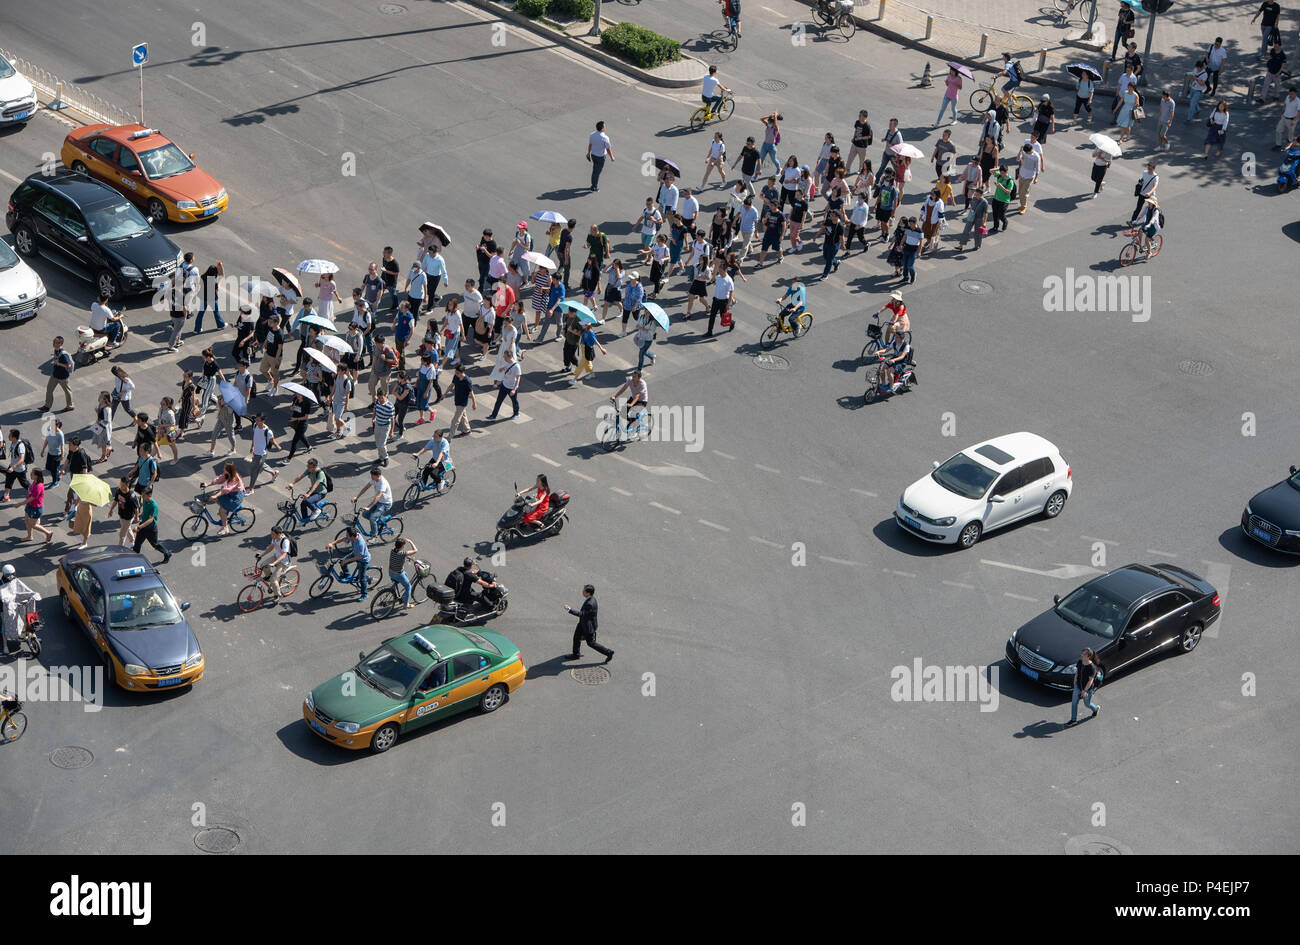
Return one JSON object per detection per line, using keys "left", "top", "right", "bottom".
{"left": 1282, "top": 221, "right": 1300, "bottom": 244}
{"left": 1014, "top": 719, "right": 1072, "bottom": 739}
{"left": 1032, "top": 194, "right": 1091, "bottom": 214}
{"left": 527, "top": 654, "right": 577, "bottom": 680}
{"left": 538, "top": 187, "right": 595, "bottom": 203}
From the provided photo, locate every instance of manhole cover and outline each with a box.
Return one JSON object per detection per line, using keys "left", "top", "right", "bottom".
{"left": 757, "top": 79, "right": 788, "bottom": 92}
{"left": 958, "top": 280, "right": 993, "bottom": 295}
{"left": 194, "top": 826, "right": 241, "bottom": 854}
{"left": 571, "top": 666, "right": 611, "bottom": 685}
{"left": 1178, "top": 359, "right": 1214, "bottom": 376}
{"left": 379, "top": 2, "right": 407, "bottom": 14}
{"left": 1065, "top": 834, "right": 1132, "bottom": 855}
{"left": 752, "top": 353, "right": 790, "bottom": 371}
{"left": 50, "top": 746, "right": 94, "bottom": 769}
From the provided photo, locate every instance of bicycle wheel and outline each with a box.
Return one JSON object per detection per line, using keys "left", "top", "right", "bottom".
{"left": 308, "top": 573, "right": 333, "bottom": 598}
{"left": 370, "top": 587, "right": 400, "bottom": 621}
{"left": 438, "top": 468, "right": 456, "bottom": 493}
{"left": 759, "top": 324, "right": 781, "bottom": 350}
{"left": 314, "top": 503, "right": 338, "bottom": 530}
{"left": 641, "top": 410, "right": 654, "bottom": 438}
{"left": 795, "top": 313, "right": 814, "bottom": 337}
{"left": 2, "top": 711, "right": 26, "bottom": 742}
{"left": 813, "top": 5, "right": 833, "bottom": 25}
{"left": 25, "top": 634, "right": 41, "bottom": 659}
{"left": 969, "top": 89, "right": 993, "bottom": 113}
{"left": 410, "top": 576, "right": 428, "bottom": 605}
{"left": 601, "top": 424, "right": 621, "bottom": 452}
{"left": 365, "top": 566, "right": 384, "bottom": 589}
{"left": 331, "top": 529, "right": 351, "bottom": 558}
{"left": 379, "top": 516, "right": 404, "bottom": 544}
{"left": 1011, "top": 95, "right": 1035, "bottom": 121}
{"left": 236, "top": 583, "right": 264, "bottom": 613}
{"left": 1119, "top": 242, "right": 1138, "bottom": 267}
{"left": 281, "top": 568, "right": 301, "bottom": 597}
{"left": 717, "top": 97, "right": 735, "bottom": 122}
{"left": 180, "top": 515, "right": 208, "bottom": 541}
{"left": 228, "top": 506, "right": 256, "bottom": 534}
{"left": 1052, "top": 0, "right": 1069, "bottom": 13}
{"left": 1147, "top": 233, "right": 1163, "bottom": 258}
{"left": 690, "top": 107, "right": 709, "bottom": 133}
{"left": 275, "top": 511, "right": 295, "bottom": 534}
{"left": 403, "top": 483, "right": 423, "bottom": 510}
{"left": 861, "top": 338, "right": 882, "bottom": 360}
{"left": 837, "top": 14, "right": 856, "bottom": 39}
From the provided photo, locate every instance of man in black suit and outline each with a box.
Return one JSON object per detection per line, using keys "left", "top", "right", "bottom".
{"left": 564, "top": 584, "right": 613, "bottom": 663}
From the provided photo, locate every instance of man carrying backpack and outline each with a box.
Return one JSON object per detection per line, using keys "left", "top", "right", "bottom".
{"left": 259, "top": 525, "right": 295, "bottom": 598}
{"left": 3, "top": 429, "right": 32, "bottom": 503}
{"left": 288, "top": 458, "right": 330, "bottom": 522}
{"left": 43, "top": 336, "right": 76, "bottom": 413}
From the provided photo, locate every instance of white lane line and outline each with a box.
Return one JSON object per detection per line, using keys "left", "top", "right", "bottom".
{"left": 851, "top": 488, "right": 878, "bottom": 498}
{"left": 166, "top": 74, "right": 228, "bottom": 107}
{"left": 610, "top": 486, "right": 633, "bottom": 497}
{"left": 531, "top": 453, "right": 562, "bottom": 468}
{"left": 1027, "top": 525, "right": 1052, "bottom": 532}
{"left": 0, "top": 167, "right": 23, "bottom": 185}
{"left": 980, "top": 559, "right": 1101, "bottom": 580}
{"left": 567, "top": 469, "right": 596, "bottom": 483}
{"left": 1004, "top": 593, "right": 1039, "bottom": 603}
{"left": 529, "top": 390, "right": 574, "bottom": 411}
{"left": 1081, "top": 535, "right": 1119, "bottom": 545}
{"left": 1146, "top": 549, "right": 1177, "bottom": 558}
{"left": 754, "top": 463, "right": 781, "bottom": 473}
{"left": 509, "top": 442, "right": 520, "bottom": 448}
{"left": 711, "top": 450, "right": 736, "bottom": 460}
{"left": 750, "top": 536, "right": 781, "bottom": 548}
{"left": 820, "top": 555, "right": 866, "bottom": 566}
{"left": 883, "top": 568, "right": 917, "bottom": 578}
{"left": 650, "top": 501, "right": 681, "bottom": 515}
{"left": 942, "top": 580, "right": 976, "bottom": 590}
{"left": 698, "top": 519, "right": 730, "bottom": 532}
{"left": 798, "top": 476, "right": 824, "bottom": 485}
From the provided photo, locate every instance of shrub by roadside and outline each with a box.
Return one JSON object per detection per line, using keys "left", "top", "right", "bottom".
{"left": 599, "top": 21, "right": 682, "bottom": 69}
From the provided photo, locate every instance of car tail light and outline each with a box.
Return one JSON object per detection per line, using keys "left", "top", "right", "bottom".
{"left": 1066, "top": 466, "right": 1072, "bottom": 479}
{"left": 6, "top": 200, "right": 13, "bottom": 214}
{"left": 1211, "top": 594, "right": 1220, "bottom": 608}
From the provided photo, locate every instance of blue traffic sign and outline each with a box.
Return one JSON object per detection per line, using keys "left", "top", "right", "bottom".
{"left": 132, "top": 43, "right": 148, "bottom": 67}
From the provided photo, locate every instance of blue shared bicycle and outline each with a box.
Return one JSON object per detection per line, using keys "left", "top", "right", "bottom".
{"left": 181, "top": 490, "right": 256, "bottom": 539}
{"left": 275, "top": 485, "right": 338, "bottom": 534}
{"left": 331, "top": 500, "right": 404, "bottom": 550}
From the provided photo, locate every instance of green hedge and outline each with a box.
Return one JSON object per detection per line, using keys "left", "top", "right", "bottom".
{"left": 515, "top": 0, "right": 549, "bottom": 18}
{"left": 599, "top": 22, "right": 682, "bottom": 69}
{"left": 514, "top": 0, "right": 593, "bottom": 19}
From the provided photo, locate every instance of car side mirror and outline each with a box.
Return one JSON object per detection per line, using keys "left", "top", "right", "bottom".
{"left": 181, "top": 601, "right": 191, "bottom": 612}
{"left": 76, "top": 235, "right": 88, "bottom": 242}
{"left": 89, "top": 615, "right": 103, "bottom": 627}
{"left": 1291, "top": 465, "right": 1297, "bottom": 476}
{"left": 358, "top": 651, "right": 366, "bottom": 661}
{"left": 189, "top": 152, "right": 196, "bottom": 161}
{"left": 1053, "top": 594, "right": 1060, "bottom": 605}
{"left": 989, "top": 495, "right": 1005, "bottom": 503}
{"left": 931, "top": 461, "right": 940, "bottom": 470}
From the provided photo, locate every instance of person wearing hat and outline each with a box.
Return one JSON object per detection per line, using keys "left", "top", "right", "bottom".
{"left": 1032, "top": 94, "right": 1055, "bottom": 145}
{"left": 874, "top": 291, "right": 908, "bottom": 344}
{"left": 1128, "top": 195, "right": 1161, "bottom": 253}
{"left": 620, "top": 270, "right": 645, "bottom": 334}
{"left": 510, "top": 222, "right": 533, "bottom": 281}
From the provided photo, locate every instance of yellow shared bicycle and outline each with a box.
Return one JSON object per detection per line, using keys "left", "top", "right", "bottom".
{"left": 969, "top": 79, "right": 1034, "bottom": 121}
{"left": 690, "top": 91, "right": 735, "bottom": 132}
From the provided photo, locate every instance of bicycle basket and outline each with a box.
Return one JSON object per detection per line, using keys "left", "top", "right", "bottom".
{"left": 405, "top": 468, "right": 421, "bottom": 481}
{"left": 188, "top": 500, "right": 204, "bottom": 513}
{"left": 2, "top": 699, "right": 21, "bottom": 713}
{"left": 413, "top": 560, "right": 431, "bottom": 577}
{"left": 242, "top": 566, "right": 262, "bottom": 579}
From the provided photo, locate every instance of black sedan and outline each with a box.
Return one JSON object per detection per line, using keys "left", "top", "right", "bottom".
{"left": 1005, "top": 563, "right": 1219, "bottom": 690}
{"left": 1241, "top": 465, "right": 1300, "bottom": 555}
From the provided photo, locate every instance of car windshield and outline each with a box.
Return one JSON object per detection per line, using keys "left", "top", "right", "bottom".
{"left": 0, "top": 241, "right": 18, "bottom": 271}
{"left": 108, "top": 584, "right": 182, "bottom": 629}
{"left": 356, "top": 645, "right": 423, "bottom": 699}
{"left": 932, "top": 452, "right": 999, "bottom": 500}
{"left": 1056, "top": 586, "right": 1128, "bottom": 640}
{"left": 0, "top": 56, "right": 14, "bottom": 80}
{"left": 138, "top": 143, "right": 195, "bottom": 180}
{"left": 85, "top": 201, "right": 151, "bottom": 241}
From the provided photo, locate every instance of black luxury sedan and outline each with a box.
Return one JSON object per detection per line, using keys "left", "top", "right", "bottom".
{"left": 1241, "top": 466, "right": 1300, "bottom": 555}
{"left": 1005, "top": 563, "right": 1220, "bottom": 690}
{"left": 6, "top": 169, "right": 181, "bottom": 299}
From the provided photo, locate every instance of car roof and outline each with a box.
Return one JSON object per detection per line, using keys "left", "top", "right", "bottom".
{"left": 22, "top": 170, "right": 127, "bottom": 212}
{"left": 90, "top": 124, "right": 175, "bottom": 148}
{"left": 965, "top": 431, "right": 1060, "bottom": 469}
{"left": 64, "top": 547, "right": 163, "bottom": 590}
{"left": 387, "top": 626, "right": 480, "bottom": 665}
{"left": 1089, "top": 564, "right": 1173, "bottom": 605}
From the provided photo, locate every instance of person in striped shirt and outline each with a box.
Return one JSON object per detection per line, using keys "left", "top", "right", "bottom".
{"left": 372, "top": 387, "right": 396, "bottom": 467}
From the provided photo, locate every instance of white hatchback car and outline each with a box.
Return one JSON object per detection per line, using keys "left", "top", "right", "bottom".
{"left": 0, "top": 238, "right": 46, "bottom": 323}
{"left": 895, "top": 432, "right": 1072, "bottom": 549}
{"left": 0, "top": 52, "right": 38, "bottom": 126}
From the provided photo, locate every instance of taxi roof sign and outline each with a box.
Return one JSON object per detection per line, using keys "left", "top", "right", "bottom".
{"left": 410, "top": 632, "right": 440, "bottom": 658}
{"left": 129, "top": 128, "right": 157, "bottom": 140}
{"left": 114, "top": 566, "right": 148, "bottom": 579}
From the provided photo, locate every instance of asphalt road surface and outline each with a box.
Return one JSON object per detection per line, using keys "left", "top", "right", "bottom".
{"left": 0, "top": 0, "right": 1295, "bottom": 854}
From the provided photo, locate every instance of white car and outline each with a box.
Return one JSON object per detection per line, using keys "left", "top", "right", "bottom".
{"left": 895, "top": 432, "right": 1072, "bottom": 549}
{"left": 0, "top": 239, "right": 46, "bottom": 323}
{"left": 0, "top": 53, "right": 38, "bottom": 126}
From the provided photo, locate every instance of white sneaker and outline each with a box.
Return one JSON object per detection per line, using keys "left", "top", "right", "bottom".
{"left": 224, "top": 449, "right": 236, "bottom": 457}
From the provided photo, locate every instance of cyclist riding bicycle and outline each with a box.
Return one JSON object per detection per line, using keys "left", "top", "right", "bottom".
{"left": 998, "top": 52, "right": 1023, "bottom": 94}
{"left": 326, "top": 526, "right": 371, "bottom": 601}
{"left": 412, "top": 428, "right": 452, "bottom": 491}
{"left": 873, "top": 290, "right": 908, "bottom": 343}
{"left": 352, "top": 466, "right": 393, "bottom": 532}
{"left": 289, "top": 458, "right": 329, "bottom": 521}
{"left": 258, "top": 525, "right": 294, "bottom": 598}
{"left": 610, "top": 371, "right": 650, "bottom": 425}
{"left": 720, "top": 0, "right": 742, "bottom": 36}
{"left": 776, "top": 281, "right": 807, "bottom": 332}
{"left": 701, "top": 64, "right": 731, "bottom": 116}
{"left": 1128, "top": 196, "right": 1162, "bottom": 253}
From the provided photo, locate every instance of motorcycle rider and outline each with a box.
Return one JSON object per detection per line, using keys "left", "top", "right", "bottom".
{"left": 89, "top": 291, "right": 126, "bottom": 347}
{"left": 446, "top": 557, "right": 499, "bottom": 613}
{"left": 411, "top": 428, "right": 452, "bottom": 492}
{"left": 517, "top": 474, "right": 551, "bottom": 531}
{"left": 875, "top": 331, "right": 912, "bottom": 394}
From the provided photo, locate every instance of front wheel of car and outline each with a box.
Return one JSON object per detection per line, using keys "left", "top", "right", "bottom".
{"left": 146, "top": 198, "right": 168, "bottom": 224}
{"left": 71, "top": 161, "right": 89, "bottom": 174}
{"left": 60, "top": 590, "right": 72, "bottom": 619}
{"left": 96, "top": 269, "right": 121, "bottom": 301}
{"left": 13, "top": 224, "right": 37, "bottom": 256}
{"left": 480, "top": 684, "right": 507, "bottom": 713}
{"left": 957, "top": 521, "right": 982, "bottom": 549}
{"left": 1178, "top": 623, "right": 1203, "bottom": 654}
{"left": 370, "top": 723, "right": 399, "bottom": 753}
{"left": 1043, "top": 490, "right": 1067, "bottom": 518}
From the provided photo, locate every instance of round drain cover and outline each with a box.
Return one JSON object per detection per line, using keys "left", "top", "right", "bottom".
{"left": 50, "top": 746, "right": 93, "bottom": 769}
{"left": 571, "top": 666, "right": 611, "bottom": 685}
{"left": 379, "top": 2, "right": 408, "bottom": 14}
{"left": 757, "top": 79, "right": 788, "bottom": 92}
{"left": 1065, "top": 834, "right": 1132, "bottom": 855}
{"left": 958, "top": 280, "right": 993, "bottom": 295}
{"left": 752, "top": 353, "right": 790, "bottom": 371}
{"left": 194, "top": 826, "right": 241, "bottom": 854}
{"left": 1178, "top": 359, "right": 1214, "bottom": 376}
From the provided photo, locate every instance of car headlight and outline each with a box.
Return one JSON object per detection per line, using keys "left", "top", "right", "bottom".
{"left": 1285, "top": 529, "right": 1300, "bottom": 537}
{"left": 933, "top": 516, "right": 957, "bottom": 527}
{"left": 305, "top": 692, "right": 315, "bottom": 712}
{"left": 124, "top": 663, "right": 148, "bottom": 677}
{"left": 336, "top": 721, "right": 361, "bottom": 734}
{"left": 1244, "top": 503, "right": 1253, "bottom": 516}
{"left": 183, "top": 653, "right": 203, "bottom": 669}
{"left": 175, "top": 250, "right": 185, "bottom": 266}
{"left": 1009, "top": 631, "right": 1018, "bottom": 646}
{"left": 119, "top": 265, "right": 142, "bottom": 278}
{"left": 217, "top": 188, "right": 228, "bottom": 201}
{"left": 176, "top": 200, "right": 198, "bottom": 210}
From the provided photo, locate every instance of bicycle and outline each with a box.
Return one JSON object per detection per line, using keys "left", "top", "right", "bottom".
{"left": 1119, "top": 228, "right": 1162, "bottom": 266}
{"left": 1051, "top": 0, "right": 1095, "bottom": 25}
{"left": 181, "top": 490, "right": 256, "bottom": 539}
{"left": 332, "top": 500, "right": 404, "bottom": 549}
{"left": 3, "top": 589, "right": 41, "bottom": 659}
{"left": 690, "top": 91, "right": 736, "bottom": 132}
{"left": 969, "top": 79, "right": 1035, "bottom": 121}
{"left": 860, "top": 313, "right": 905, "bottom": 360}
{"left": 759, "top": 309, "right": 814, "bottom": 349}
{"left": 813, "top": 0, "right": 857, "bottom": 39}
{"left": 369, "top": 559, "right": 435, "bottom": 620}
{"left": 402, "top": 457, "right": 457, "bottom": 509}
{"left": 601, "top": 403, "right": 654, "bottom": 451}
{"left": 274, "top": 485, "right": 338, "bottom": 535}
{"left": 236, "top": 562, "right": 302, "bottom": 613}
{"left": 0, "top": 693, "right": 25, "bottom": 743}
{"left": 308, "top": 555, "right": 384, "bottom": 600}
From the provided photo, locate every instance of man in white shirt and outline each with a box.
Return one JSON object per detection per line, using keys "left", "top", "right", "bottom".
{"left": 259, "top": 525, "right": 294, "bottom": 598}
{"left": 1016, "top": 143, "right": 1041, "bottom": 214}
{"left": 246, "top": 413, "right": 280, "bottom": 492}
{"left": 1277, "top": 88, "right": 1300, "bottom": 148}
{"left": 90, "top": 291, "right": 125, "bottom": 345}
{"left": 706, "top": 269, "right": 734, "bottom": 337}
{"left": 403, "top": 261, "right": 427, "bottom": 312}
{"left": 657, "top": 175, "right": 680, "bottom": 216}
{"left": 354, "top": 466, "right": 393, "bottom": 531}
{"left": 1024, "top": 135, "right": 1046, "bottom": 173}
{"left": 586, "top": 120, "right": 615, "bottom": 191}
{"left": 679, "top": 188, "right": 700, "bottom": 229}
{"left": 1205, "top": 37, "right": 1228, "bottom": 96}
{"left": 701, "top": 64, "right": 730, "bottom": 114}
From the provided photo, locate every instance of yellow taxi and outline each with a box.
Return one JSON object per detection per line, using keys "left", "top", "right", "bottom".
{"left": 60, "top": 124, "right": 229, "bottom": 224}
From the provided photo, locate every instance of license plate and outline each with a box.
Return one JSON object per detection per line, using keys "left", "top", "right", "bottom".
{"left": 155, "top": 675, "right": 185, "bottom": 687}
{"left": 309, "top": 719, "right": 327, "bottom": 736}
{"left": 1253, "top": 526, "right": 1274, "bottom": 543}
{"left": 202, "top": 205, "right": 219, "bottom": 216}
{"left": 1019, "top": 665, "right": 1039, "bottom": 681}
{"left": 903, "top": 516, "right": 922, "bottom": 531}
{"left": 11, "top": 110, "right": 30, "bottom": 121}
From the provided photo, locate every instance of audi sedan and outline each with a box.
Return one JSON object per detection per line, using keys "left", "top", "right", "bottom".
{"left": 1005, "top": 563, "right": 1220, "bottom": 690}
{"left": 1241, "top": 465, "right": 1300, "bottom": 555}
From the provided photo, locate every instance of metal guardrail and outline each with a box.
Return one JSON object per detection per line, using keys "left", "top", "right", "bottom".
{"left": 0, "top": 48, "right": 135, "bottom": 127}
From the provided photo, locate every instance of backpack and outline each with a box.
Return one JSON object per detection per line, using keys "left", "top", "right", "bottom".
{"left": 287, "top": 537, "right": 298, "bottom": 558}
{"left": 322, "top": 470, "right": 334, "bottom": 492}
{"left": 1006, "top": 59, "right": 1021, "bottom": 81}
{"left": 19, "top": 439, "right": 34, "bottom": 467}
{"left": 58, "top": 348, "right": 75, "bottom": 376}
{"left": 1157, "top": 210, "right": 1166, "bottom": 228}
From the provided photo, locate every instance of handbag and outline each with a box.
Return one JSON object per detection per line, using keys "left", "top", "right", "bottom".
{"left": 1133, "top": 182, "right": 1143, "bottom": 197}
{"left": 976, "top": 225, "right": 989, "bottom": 236}
{"left": 1132, "top": 105, "right": 1145, "bottom": 120}
{"left": 720, "top": 308, "right": 733, "bottom": 328}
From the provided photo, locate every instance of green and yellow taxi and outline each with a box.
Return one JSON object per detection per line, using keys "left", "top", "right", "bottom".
{"left": 303, "top": 626, "right": 526, "bottom": 753}
{"left": 56, "top": 547, "right": 204, "bottom": 691}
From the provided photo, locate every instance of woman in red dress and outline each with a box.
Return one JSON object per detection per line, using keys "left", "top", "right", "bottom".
{"left": 519, "top": 474, "right": 550, "bottom": 528}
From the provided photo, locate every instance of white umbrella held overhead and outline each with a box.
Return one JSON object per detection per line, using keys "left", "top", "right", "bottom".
{"left": 296, "top": 258, "right": 339, "bottom": 274}
{"left": 276, "top": 381, "right": 318, "bottom": 404}
{"left": 530, "top": 210, "right": 567, "bottom": 224}
{"left": 318, "top": 334, "right": 353, "bottom": 355}
{"left": 889, "top": 143, "right": 925, "bottom": 160}
{"left": 1089, "top": 133, "right": 1122, "bottom": 158}
{"left": 242, "top": 279, "right": 278, "bottom": 298}
{"left": 640, "top": 301, "right": 671, "bottom": 334}
{"left": 520, "top": 251, "right": 557, "bottom": 270}
{"left": 303, "top": 348, "right": 338, "bottom": 373}
{"left": 217, "top": 380, "right": 248, "bottom": 417}
{"left": 418, "top": 222, "right": 451, "bottom": 246}
{"left": 295, "top": 313, "right": 337, "bottom": 332}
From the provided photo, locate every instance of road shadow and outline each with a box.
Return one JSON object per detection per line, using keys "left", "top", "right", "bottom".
{"left": 1033, "top": 194, "right": 1090, "bottom": 214}
{"left": 537, "top": 187, "right": 593, "bottom": 202}
{"left": 1283, "top": 220, "right": 1300, "bottom": 243}
{"left": 527, "top": 653, "right": 580, "bottom": 680}
{"left": 870, "top": 518, "right": 958, "bottom": 558}
{"left": 1217, "top": 526, "right": 1300, "bottom": 567}
{"left": 836, "top": 393, "right": 867, "bottom": 410}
